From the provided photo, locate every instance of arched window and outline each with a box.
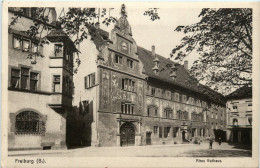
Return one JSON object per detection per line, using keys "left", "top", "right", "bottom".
{"left": 15, "top": 111, "right": 45, "bottom": 135}
{"left": 233, "top": 118, "right": 238, "bottom": 125}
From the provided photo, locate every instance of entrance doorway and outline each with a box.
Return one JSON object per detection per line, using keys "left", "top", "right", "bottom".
{"left": 182, "top": 131, "right": 186, "bottom": 141}
{"left": 120, "top": 122, "right": 135, "bottom": 146}
{"left": 146, "top": 132, "right": 152, "bottom": 145}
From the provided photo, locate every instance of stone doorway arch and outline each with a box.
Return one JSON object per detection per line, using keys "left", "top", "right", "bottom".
{"left": 120, "top": 122, "right": 135, "bottom": 146}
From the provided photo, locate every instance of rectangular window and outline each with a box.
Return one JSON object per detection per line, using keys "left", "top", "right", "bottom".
{"left": 54, "top": 44, "right": 63, "bottom": 57}
{"left": 115, "top": 55, "right": 122, "bottom": 64}
{"left": 175, "top": 93, "right": 179, "bottom": 102}
{"left": 85, "top": 73, "right": 96, "bottom": 89}
{"left": 53, "top": 75, "right": 61, "bottom": 92}
{"left": 11, "top": 69, "right": 20, "bottom": 88}
{"left": 21, "top": 67, "right": 29, "bottom": 90}
{"left": 30, "top": 72, "right": 38, "bottom": 91}
{"left": 164, "top": 127, "right": 171, "bottom": 138}
{"left": 13, "top": 35, "right": 21, "bottom": 49}
{"left": 127, "top": 59, "right": 133, "bottom": 68}
{"left": 31, "top": 43, "right": 38, "bottom": 53}
{"left": 233, "top": 105, "right": 238, "bottom": 109}
{"left": 155, "top": 108, "right": 158, "bottom": 116}
{"left": 173, "top": 127, "right": 179, "bottom": 138}
{"left": 154, "top": 126, "right": 158, "bottom": 134}
{"left": 182, "top": 95, "right": 187, "bottom": 103}
{"left": 121, "top": 102, "right": 134, "bottom": 114}
{"left": 164, "top": 108, "right": 173, "bottom": 119}
{"left": 151, "top": 87, "right": 155, "bottom": 96}
{"left": 159, "top": 127, "right": 162, "bottom": 138}
{"left": 22, "top": 39, "right": 30, "bottom": 52}
{"left": 122, "top": 78, "right": 135, "bottom": 92}
{"left": 247, "top": 102, "right": 252, "bottom": 111}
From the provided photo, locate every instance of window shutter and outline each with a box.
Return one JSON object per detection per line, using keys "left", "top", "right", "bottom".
{"left": 92, "top": 73, "right": 95, "bottom": 86}
{"left": 84, "top": 76, "right": 87, "bottom": 89}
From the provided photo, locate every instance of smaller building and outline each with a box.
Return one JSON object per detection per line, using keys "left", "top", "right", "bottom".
{"left": 226, "top": 85, "right": 252, "bottom": 144}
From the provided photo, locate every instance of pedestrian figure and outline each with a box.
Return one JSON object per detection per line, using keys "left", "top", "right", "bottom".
{"left": 209, "top": 136, "right": 213, "bottom": 149}
{"left": 218, "top": 137, "right": 221, "bottom": 145}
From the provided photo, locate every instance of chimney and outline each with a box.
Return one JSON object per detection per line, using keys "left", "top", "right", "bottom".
{"left": 152, "top": 45, "right": 155, "bottom": 58}
{"left": 184, "top": 60, "right": 188, "bottom": 70}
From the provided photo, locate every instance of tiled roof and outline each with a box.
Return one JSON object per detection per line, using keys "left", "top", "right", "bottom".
{"left": 46, "top": 29, "right": 78, "bottom": 52}
{"left": 137, "top": 46, "right": 225, "bottom": 105}
{"left": 226, "top": 85, "right": 252, "bottom": 100}
{"left": 90, "top": 28, "right": 225, "bottom": 105}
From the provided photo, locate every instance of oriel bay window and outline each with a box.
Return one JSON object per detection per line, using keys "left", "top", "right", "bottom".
{"left": 121, "top": 78, "right": 135, "bottom": 92}
{"left": 121, "top": 102, "right": 134, "bottom": 114}
{"left": 53, "top": 75, "right": 61, "bottom": 92}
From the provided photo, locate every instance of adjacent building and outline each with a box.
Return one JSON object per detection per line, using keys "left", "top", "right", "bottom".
{"left": 226, "top": 85, "right": 252, "bottom": 144}
{"left": 72, "top": 5, "right": 227, "bottom": 147}
{"left": 8, "top": 8, "right": 76, "bottom": 150}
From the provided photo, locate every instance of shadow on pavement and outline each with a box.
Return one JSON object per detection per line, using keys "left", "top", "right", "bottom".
{"left": 228, "top": 142, "right": 252, "bottom": 150}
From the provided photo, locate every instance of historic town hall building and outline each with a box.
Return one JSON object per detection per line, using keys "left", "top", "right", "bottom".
{"left": 72, "top": 5, "right": 227, "bottom": 147}
{"left": 8, "top": 8, "right": 76, "bottom": 150}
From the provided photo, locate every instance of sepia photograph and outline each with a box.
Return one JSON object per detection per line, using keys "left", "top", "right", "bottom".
{"left": 1, "top": 1, "right": 259, "bottom": 167}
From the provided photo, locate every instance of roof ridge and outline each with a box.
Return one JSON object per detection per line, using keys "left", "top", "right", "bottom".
{"left": 137, "top": 46, "right": 178, "bottom": 65}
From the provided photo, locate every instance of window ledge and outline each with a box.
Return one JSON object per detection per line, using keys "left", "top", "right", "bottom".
{"left": 121, "top": 89, "right": 136, "bottom": 93}
{"left": 49, "top": 56, "right": 63, "bottom": 59}
{"left": 86, "top": 84, "right": 99, "bottom": 89}
{"left": 8, "top": 87, "right": 51, "bottom": 95}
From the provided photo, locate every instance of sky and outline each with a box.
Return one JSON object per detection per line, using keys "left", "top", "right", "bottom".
{"left": 56, "top": 5, "right": 202, "bottom": 69}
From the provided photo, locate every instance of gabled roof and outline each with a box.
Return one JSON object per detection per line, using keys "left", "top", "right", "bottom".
{"left": 137, "top": 46, "right": 225, "bottom": 105}
{"left": 226, "top": 85, "right": 252, "bottom": 100}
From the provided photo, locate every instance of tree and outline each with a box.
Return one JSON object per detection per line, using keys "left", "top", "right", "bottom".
{"left": 8, "top": 6, "right": 159, "bottom": 73}
{"left": 171, "top": 8, "right": 252, "bottom": 94}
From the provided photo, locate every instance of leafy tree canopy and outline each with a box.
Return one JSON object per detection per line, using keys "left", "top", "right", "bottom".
{"left": 171, "top": 8, "right": 252, "bottom": 94}
{"left": 9, "top": 6, "right": 159, "bottom": 73}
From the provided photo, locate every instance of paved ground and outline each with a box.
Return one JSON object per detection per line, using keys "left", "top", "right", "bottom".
{"left": 9, "top": 142, "right": 251, "bottom": 157}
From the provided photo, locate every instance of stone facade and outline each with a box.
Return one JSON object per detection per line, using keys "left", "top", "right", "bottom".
{"left": 226, "top": 86, "right": 252, "bottom": 144}
{"left": 8, "top": 8, "right": 76, "bottom": 150}
{"left": 73, "top": 5, "right": 227, "bottom": 147}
